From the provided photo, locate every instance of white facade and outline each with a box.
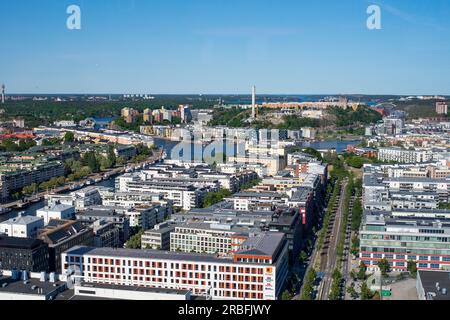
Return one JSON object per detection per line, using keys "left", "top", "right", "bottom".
{"left": 74, "top": 284, "right": 191, "bottom": 300}
{"left": 0, "top": 215, "right": 44, "bottom": 238}
{"left": 62, "top": 244, "right": 288, "bottom": 300}
{"left": 36, "top": 204, "right": 75, "bottom": 225}
{"left": 378, "top": 148, "right": 433, "bottom": 164}
{"left": 170, "top": 225, "right": 234, "bottom": 255}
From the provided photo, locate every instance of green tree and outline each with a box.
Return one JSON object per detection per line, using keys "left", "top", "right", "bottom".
{"left": 107, "top": 145, "right": 117, "bottom": 167}
{"left": 299, "top": 251, "right": 308, "bottom": 264}
{"left": 98, "top": 155, "right": 113, "bottom": 170}
{"left": 64, "top": 131, "right": 75, "bottom": 143}
{"left": 360, "top": 282, "right": 374, "bottom": 300}
{"left": 83, "top": 151, "right": 101, "bottom": 173}
{"left": 357, "top": 261, "right": 367, "bottom": 280}
{"left": 116, "top": 156, "right": 127, "bottom": 166}
{"left": 303, "top": 147, "right": 323, "bottom": 161}
{"left": 22, "top": 183, "right": 38, "bottom": 195}
{"left": 377, "top": 259, "right": 391, "bottom": 276}
{"left": 281, "top": 290, "right": 293, "bottom": 300}
{"left": 346, "top": 155, "right": 364, "bottom": 169}
{"left": 347, "top": 283, "right": 359, "bottom": 299}
{"left": 42, "top": 138, "right": 61, "bottom": 146}
{"left": 407, "top": 260, "right": 417, "bottom": 278}
{"left": 350, "top": 235, "right": 360, "bottom": 256}
{"left": 300, "top": 268, "right": 316, "bottom": 300}
{"left": 125, "top": 229, "right": 145, "bottom": 249}
{"left": 203, "top": 189, "right": 232, "bottom": 208}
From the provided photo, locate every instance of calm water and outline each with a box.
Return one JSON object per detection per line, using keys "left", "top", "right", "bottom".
{"left": 154, "top": 138, "right": 359, "bottom": 159}
{"left": 0, "top": 138, "right": 357, "bottom": 221}
{"left": 301, "top": 140, "right": 360, "bottom": 153}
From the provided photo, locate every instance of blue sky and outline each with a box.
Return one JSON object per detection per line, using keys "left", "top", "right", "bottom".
{"left": 1, "top": 0, "right": 450, "bottom": 95}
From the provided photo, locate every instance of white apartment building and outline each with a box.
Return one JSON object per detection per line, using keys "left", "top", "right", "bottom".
{"left": 124, "top": 205, "right": 170, "bottom": 230}
{"left": 36, "top": 204, "right": 75, "bottom": 225}
{"left": 46, "top": 186, "right": 102, "bottom": 210}
{"left": 0, "top": 215, "right": 44, "bottom": 238}
{"left": 227, "top": 154, "right": 285, "bottom": 177}
{"left": 116, "top": 175, "right": 212, "bottom": 210}
{"left": 170, "top": 223, "right": 239, "bottom": 255}
{"left": 378, "top": 148, "right": 433, "bottom": 164}
{"left": 141, "top": 223, "right": 174, "bottom": 250}
{"left": 229, "top": 192, "right": 286, "bottom": 211}
{"left": 100, "top": 190, "right": 170, "bottom": 209}
{"left": 62, "top": 232, "right": 289, "bottom": 300}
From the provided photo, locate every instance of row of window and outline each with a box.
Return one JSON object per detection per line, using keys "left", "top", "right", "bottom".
{"left": 362, "top": 261, "right": 441, "bottom": 269}
{"left": 361, "top": 253, "right": 450, "bottom": 261}
{"left": 66, "top": 256, "right": 267, "bottom": 274}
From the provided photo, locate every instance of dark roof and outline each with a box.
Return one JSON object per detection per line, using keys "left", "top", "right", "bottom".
{"left": 0, "top": 237, "right": 45, "bottom": 250}
{"left": 40, "top": 221, "right": 90, "bottom": 245}
{"left": 65, "top": 246, "right": 228, "bottom": 263}
{"left": 418, "top": 270, "right": 450, "bottom": 300}
{"left": 0, "top": 277, "right": 65, "bottom": 296}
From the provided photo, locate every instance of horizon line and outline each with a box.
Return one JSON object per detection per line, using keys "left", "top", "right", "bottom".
{"left": 4, "top": 93, "right": 450, "bottom": 97}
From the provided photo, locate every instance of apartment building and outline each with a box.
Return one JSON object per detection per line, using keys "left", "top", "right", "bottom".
{"left": 116, "top": 175, "right": 214, "bottom": 210}
{"left": 36, "top": 204, "right": 76, "bottom": 225}
{"left": 99, "top": 190, "right": 171, "bottom": 209}
{"left": 38, "top": 220, "right": 94, "bottom": 272}
{"left": 0, "top": 161, "right": 65, "bottom": 201}
{"left": 230, "top": 192, "right": 286, "bottom": 211}
{"left": 46, "top": 186, "right": 102, "bottom": 210}
{"left": 227, "top": 154, "right": 285, "bottom": 177}
{"left": 141, "top": 223, "right": 174, "bottom": 250}
{"left": 378, "top": 147, "right": 433, "bottom": 164}
{"left": 171, "top": 207, "right": 304, "bottom": 265}
{"left": 62, "top": 232, "right": 289, "bottom": 300}
{"left": 390, "top": 191, "right": 439, "bottom": 210}
{"left": 0, "top": 236, "right": 49, "bottom": 272}
{"left": 76, "top": 208, "right": 130, "bottom": 245}
{"left": 0, "top": 215, "right": 44, "bottom": 238}
{"left": 170, "top": 223, "right": 246, "bottom": 255}
{"left": 91, "top": 220, "right": 121, "bottom": 248}
{"left": 123, "top": 205, "right": 171, "bottom": 230}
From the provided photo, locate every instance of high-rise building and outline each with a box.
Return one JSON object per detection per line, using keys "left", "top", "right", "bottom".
{"left": 436, "top": 101, "right": 448, "bottom": 115}
{"left": 251, "top": 85, "right": 257, "bottom": 119}
{"left": 121, "top": 107, "right": 139, "bottom": 124}
{"left": 179, "top": 105, "right": 192, "bottom": 123}
{"left": 1, "top": 84, "right": 5, "bottom": 104}
{"left": 143, "top": 108, "right": 153, "bottom": 123}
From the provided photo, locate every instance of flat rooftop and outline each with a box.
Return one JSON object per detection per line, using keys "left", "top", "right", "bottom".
{"left": 76, "top": 282, "right": 190, "bottom": 295}
{"left": 65, "top": 246, "right": 232, "bottom": 263}
{"left": 418, "top": 270, "right": 450, "bottom": 300}
{"left": 0, "top": 276, "right": 66, "bottom": 296}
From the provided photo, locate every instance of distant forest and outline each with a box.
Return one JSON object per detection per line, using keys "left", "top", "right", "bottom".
{"left": 0, "top": 97, "right": 216, "bottom": 127}
{"left": 393, "top": 99, "right": 450, "bottom": 119}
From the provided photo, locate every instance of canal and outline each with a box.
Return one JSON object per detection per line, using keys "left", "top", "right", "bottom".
{"left": 0, "top": 138, "right": 359, "bottom": 222}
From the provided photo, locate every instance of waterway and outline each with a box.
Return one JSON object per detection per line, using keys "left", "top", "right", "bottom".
{"left": 153, "top": 137, "right": 360, "bottom": 160}
{"left": 0, "top": 138, "right": 359, "bottom": 222}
